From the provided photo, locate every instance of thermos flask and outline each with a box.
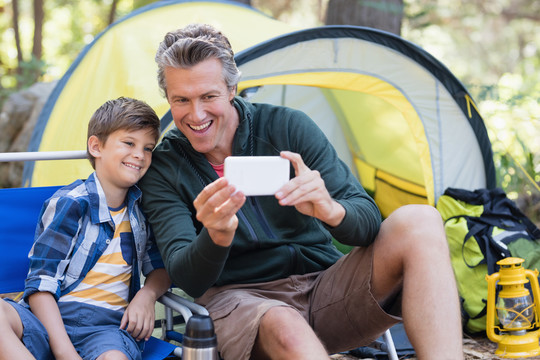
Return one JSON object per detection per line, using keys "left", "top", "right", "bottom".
{"left": 182, "top": 314, "right": 218, "bottom": 360}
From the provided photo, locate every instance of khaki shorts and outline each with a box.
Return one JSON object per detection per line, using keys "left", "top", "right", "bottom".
{"left": 196, "top": 244, "right": 402, "bottom": 360}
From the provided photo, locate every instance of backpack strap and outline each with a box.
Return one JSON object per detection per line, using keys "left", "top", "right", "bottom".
{"left": 447, "top": 215, "right": 512, "bottom": 275}
{"left": 467, "top": 222, "right": 508, "bottom": 275}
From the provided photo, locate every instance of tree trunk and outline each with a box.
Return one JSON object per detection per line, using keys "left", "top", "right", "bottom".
{"left": 12, "top": 0, "right": 23, "bottom": 73}
{"left": 108, "top": 0, "right": 118, "bottom": 25}
{"left": 32, "top": 0, "right": 44, "bottom": 61}
{"left": 325, "top": 0, "right": 403, "bottom": 36}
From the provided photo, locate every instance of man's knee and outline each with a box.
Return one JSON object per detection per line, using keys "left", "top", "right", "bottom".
{"left": 255, "top": 307, "right": 328, "bottom": 359}
{"left": 386, "top": 204, "right": 442, "bottom": 230}
{"left": 259, "top": 307, "right": 310, "bottom": 347}
{"left": 375, "top": 204, "right": 450, "bottom": 266}
{"left": 260, "top": 307, "right": 304, "bottom": 334}
{"left": 383, "top": 205, "right": 445, "bottom": 242}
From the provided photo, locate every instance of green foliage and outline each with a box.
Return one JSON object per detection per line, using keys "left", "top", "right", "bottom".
{"left": 0, "top": 55, "right": 46, "bottom": 108}
{"left": 16, "top": 56, "right": 47, "bottom": 88}
{"left": 476, "top": 82, "right": 540, "bottom": 226}
{"left": 402, "top": 0, "right": 540, "bottom": 226}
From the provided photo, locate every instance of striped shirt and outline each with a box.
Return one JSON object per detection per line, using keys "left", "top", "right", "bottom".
{"left": 23, "top": 172, "right": 164, "bottom": 311}
{"left": 60, "top": 206, "right": 133, "bottom": 311}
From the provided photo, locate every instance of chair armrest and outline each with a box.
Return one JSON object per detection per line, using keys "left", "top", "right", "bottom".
{"left": 157, "top": 290, "right": 209, "bottom": 323}
{"left": 156, "top": 290, "right": 211, "bottom": 353}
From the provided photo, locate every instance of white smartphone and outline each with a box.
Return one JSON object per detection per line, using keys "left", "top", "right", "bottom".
{"left": 224, "top": 156, "right": 290, "bottom": 196}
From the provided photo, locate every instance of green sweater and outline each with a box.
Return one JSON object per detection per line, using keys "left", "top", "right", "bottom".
{"left": 140, "top": 97, "right": 381, "bottom": 298}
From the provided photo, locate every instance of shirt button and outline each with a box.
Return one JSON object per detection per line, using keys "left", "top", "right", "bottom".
{"left": 106, "top": 239, "right": 111, "bottom": 244}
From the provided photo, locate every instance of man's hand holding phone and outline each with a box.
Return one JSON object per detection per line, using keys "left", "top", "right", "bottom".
{"left": 276, "top": 151, "right": 345, "bottom": 227}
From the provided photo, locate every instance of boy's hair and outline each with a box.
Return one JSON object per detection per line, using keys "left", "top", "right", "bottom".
{"left": 87, "top": 97, "right": 160, "bottom": 169}
{"left": 155, "top": 23, "right": 241, "bottom": 98}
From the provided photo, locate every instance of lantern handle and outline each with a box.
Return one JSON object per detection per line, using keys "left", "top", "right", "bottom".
{"left": 525, "top": 269, "right": 540, "bottom": 323}
{"left": 486, "top": 272, "right": 502, "bottom": 343}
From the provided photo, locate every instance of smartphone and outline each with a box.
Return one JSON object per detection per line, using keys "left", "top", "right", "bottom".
{"left": 224, "top": 156, "right": 290, "bottom": 196}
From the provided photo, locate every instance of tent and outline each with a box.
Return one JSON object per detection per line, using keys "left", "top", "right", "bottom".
{"left": 236, "top": 26, "right": 496, "bottom": 216}
{"left": 24, "top": 0, "right": 495, "bottom": 217}
{"left": 24, "top": 0, "right": 297, "bottom": 186}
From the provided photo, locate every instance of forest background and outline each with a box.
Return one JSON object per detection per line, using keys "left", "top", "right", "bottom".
{"left": 0, "top": 0, "right": 539, "bottom": 225}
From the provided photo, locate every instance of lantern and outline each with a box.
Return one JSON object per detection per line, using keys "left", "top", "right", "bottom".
{"left": 485, "top": 257, "right": 540, "bottom": 358}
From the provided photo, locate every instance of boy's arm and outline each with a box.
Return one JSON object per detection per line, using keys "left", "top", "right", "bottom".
{"left": 120, "top": 268, "right": 171, "bottom": 341}
{"left": 25, "top": 194, "right": 84, "bottom": 302}
{"left": 28, "top": 292, "right": 82, "bottom": 360}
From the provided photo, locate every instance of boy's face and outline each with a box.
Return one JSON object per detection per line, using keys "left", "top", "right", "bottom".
{"left": 89, "top": 128, "right": 156, "bottom": 191}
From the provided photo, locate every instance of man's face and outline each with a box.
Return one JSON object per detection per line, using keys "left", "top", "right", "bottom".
{"left": 165, "top": 58, "right": 237, "bottom": 164}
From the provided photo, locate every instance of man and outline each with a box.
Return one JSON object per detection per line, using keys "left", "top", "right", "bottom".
{"left": 140, "top": 23, "right": 463, "bottom": 360}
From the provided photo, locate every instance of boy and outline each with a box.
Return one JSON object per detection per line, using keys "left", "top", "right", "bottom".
{"left": 0, "top": 97, "right": 171, "bottom": 360}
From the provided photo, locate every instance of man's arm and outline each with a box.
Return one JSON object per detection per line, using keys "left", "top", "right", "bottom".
{"left": 276, "top": 147, "right": 381, "bottom": 247}
{"left": 120, "top": 268, "right": 171, "bottom": 341}
{"left": 275, "top": 107, "right": 381, "bottom": 246}
{"left": 140, "top": 159, "right": 245, "bottom": 297}
{"left": 28, "top": 292, "right": 82, "bottom": 360}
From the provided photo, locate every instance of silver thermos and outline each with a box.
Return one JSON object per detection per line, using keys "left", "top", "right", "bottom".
{"left": 182, "top": 314, "right": 218, "bottom": 360}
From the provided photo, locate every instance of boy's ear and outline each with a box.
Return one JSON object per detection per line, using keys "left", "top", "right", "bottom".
{"left": 87, "top": 135, "right": 102, "bottom": 158}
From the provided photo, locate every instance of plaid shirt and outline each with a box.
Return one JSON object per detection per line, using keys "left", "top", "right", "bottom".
{"left": 23, "top": 172, "right": 164, "bottom": 304}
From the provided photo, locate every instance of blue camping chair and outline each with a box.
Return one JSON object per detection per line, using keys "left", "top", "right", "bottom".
{"left": 0, "top": 184, "right": 209, "bottom": 359}
{"left": 0, "top": 151, "right": 402, "bottom": 360}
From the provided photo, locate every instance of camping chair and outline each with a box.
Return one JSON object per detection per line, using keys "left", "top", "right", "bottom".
{"left": 0, "top": 183, "right": 212, "bottom": 359}
{"left": 0, "top": 151, "right": 400, "bottom": 360}
{"left": 0, "top": 185, "right": 402, "bottom": 360}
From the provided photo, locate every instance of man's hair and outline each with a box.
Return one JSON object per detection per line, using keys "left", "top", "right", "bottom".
{"left": 155, "top": 23, "right": 241, "bottom": 97}
{"left": 87, "top": 97, "right": 160, "bottom": 169}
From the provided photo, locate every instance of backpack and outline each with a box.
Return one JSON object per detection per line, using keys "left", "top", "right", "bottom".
{"left": 436, "top": 187, "right": 540, "bottom": 334}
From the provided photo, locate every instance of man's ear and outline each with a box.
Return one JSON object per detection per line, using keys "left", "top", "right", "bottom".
{"left": 87, "top": 135, "right": 102, "bottom": 158}
{"left": 229, "top": 85, "right": 237, "bottom": 103}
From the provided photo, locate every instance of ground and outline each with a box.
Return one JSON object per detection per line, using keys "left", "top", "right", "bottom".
{"left": 330, "top": 334, "right": 540, "bottom": 359}
{"left": 5, "top": 291, "right": 540, "bottom": 359}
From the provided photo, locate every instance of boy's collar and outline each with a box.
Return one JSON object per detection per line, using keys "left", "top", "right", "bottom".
{"left": 85, "top": 172, "right": 141, "bottom": 225}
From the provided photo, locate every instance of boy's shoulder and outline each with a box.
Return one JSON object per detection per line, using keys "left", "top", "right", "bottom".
{"left": 41, "top": 174, "right": 115, "bottom": 225}
{"left": 45, "top": 175, "right": 101, "bottom": 212}
{"left": 51, "top": 178, "right": 89, "bottom": 200}
{"left": 37, "top": 179, "right": 92, "bottom": 226}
